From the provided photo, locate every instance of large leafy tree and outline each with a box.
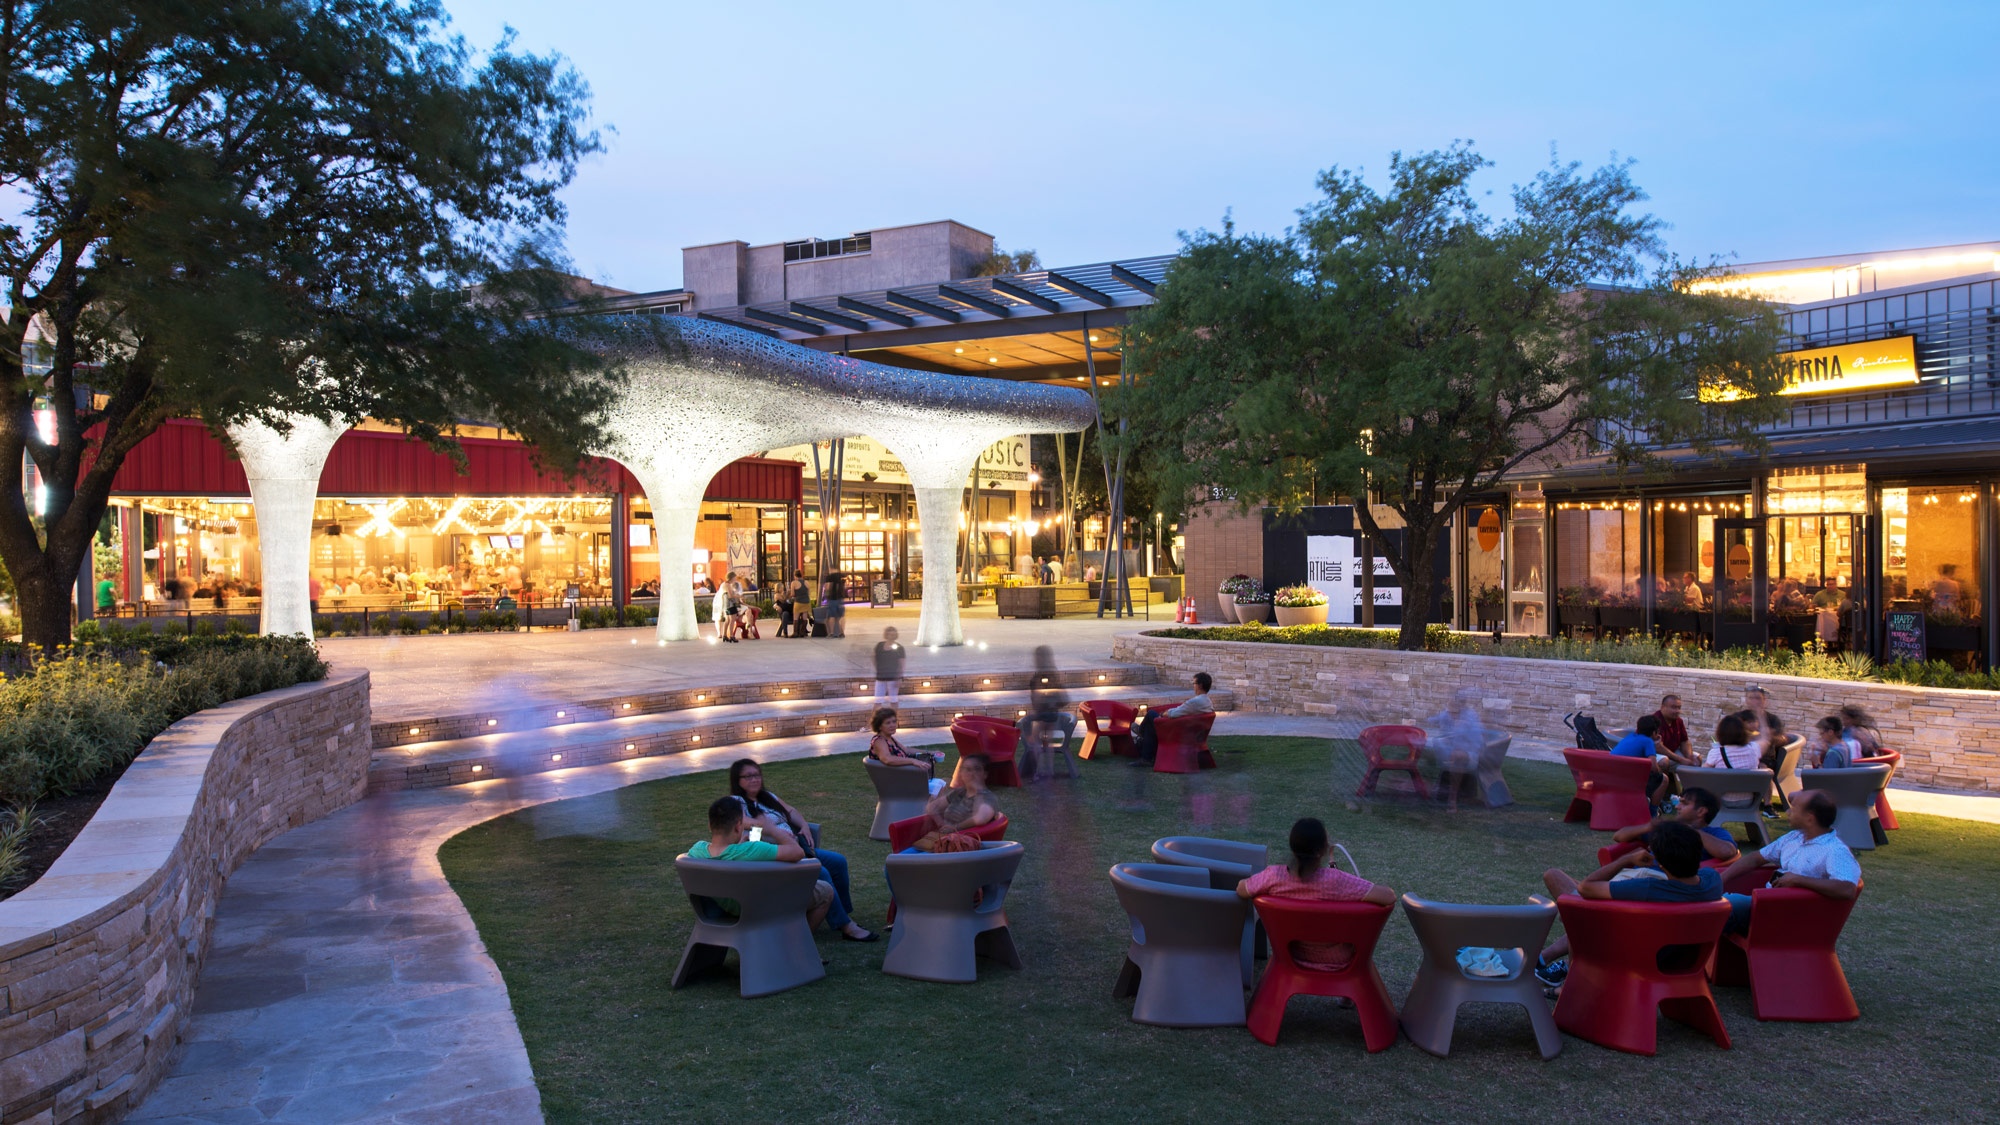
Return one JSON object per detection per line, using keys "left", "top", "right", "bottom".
{"left": 0, "top": 0, "right": 623, "bottom": 650}
{"left": 1119, "top": 145, "right": 1788, "bottom": 649}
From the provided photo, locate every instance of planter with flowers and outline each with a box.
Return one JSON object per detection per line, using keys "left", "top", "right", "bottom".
{"left": 1272, "top": 584, "right": 1328, "bottom": 627}
{"left": 1232, "top": 587, "right": 1273, "bottom": 624}
{"left": 1217, "top": 574, "right": 1257, "bottom": 623}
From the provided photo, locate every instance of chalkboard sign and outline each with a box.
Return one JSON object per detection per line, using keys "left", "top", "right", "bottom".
{"left": 870, "top": 580, "right": 893, "bottom": 608}
{"left": 1884, "top": 609, "right": 1927, "bottom": 664}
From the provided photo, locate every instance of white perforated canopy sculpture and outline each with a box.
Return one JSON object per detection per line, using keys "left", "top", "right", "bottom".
{"left": 229, "top": 318, "right": 1097, "bottom": 646}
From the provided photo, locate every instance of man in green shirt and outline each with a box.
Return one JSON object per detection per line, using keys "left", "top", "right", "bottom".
{"left": 95, "top": 576, "right": 117, "bottom": 613}
{"left": 690, "top": 797, "right": 833, "bottom": 929}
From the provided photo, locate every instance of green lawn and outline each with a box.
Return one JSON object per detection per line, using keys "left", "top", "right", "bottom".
{"left": 438, "top": 738, "right": 2000, "bottom": 1124}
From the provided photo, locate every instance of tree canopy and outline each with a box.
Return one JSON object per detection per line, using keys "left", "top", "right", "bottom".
{"left": 0, "top": 0, "right": 625, "bottom": 649}
{"left": 1118, "top": 144, "right": 1788, "bottom": 648}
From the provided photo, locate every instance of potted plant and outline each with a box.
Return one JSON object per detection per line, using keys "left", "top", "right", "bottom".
{"left": 1216, "top": 573, "right": 1255, "bottom": 623}
{"left": 1272, "top": 584, "right": 1328, "bottom": 627}
{"left": 1555, "top": 586, "right": 1596, "bottom": 635}
{"left": 1232, "top": 587, "right": 1273, "bottom": 624}
{"left": 1927, "top": 608, "right": 1980, "bottom": 653}
{"left": 1597, "top": 588, "right": 1643, "bottom": 634}
{"left": 1473, "top": 583, "right": 1505, "bottom": 631}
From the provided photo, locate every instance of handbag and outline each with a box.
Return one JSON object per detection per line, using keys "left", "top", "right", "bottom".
{"left": 812, "top": 604, "right": 830, "bottom": 623}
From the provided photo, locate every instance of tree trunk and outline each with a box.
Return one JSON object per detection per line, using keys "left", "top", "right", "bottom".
{"left": 1396, "top": 519, "right": 1440, "bottom": 651}
{"left": 16, "top": 563, "right": 75, "bottom": 654}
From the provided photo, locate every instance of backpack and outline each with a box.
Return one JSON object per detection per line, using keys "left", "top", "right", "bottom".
{"left": 1565, "top": 710, "right": 1613, "bottom": 752}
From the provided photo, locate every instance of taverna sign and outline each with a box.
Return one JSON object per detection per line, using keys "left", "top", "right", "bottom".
{"left": 1703, "top": 335, "right": 1918, "bottom": 402}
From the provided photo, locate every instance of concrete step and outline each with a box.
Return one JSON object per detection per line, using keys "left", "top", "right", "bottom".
{"left": 366, "top": 681, "right": 1234, "bottom": 794}
{"left": 370, "top": 663, "right": 1160, "bottom": 749}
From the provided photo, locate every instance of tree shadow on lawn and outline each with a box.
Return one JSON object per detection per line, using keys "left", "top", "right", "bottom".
{"left": 438, "top": 736, "right": 2000, "bottom": 1125}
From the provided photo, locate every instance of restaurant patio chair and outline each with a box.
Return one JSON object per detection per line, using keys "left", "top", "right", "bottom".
{"left": 887, "top": 812, "right": 1010, "bottom": 854}
{"left": 882, "top": 841, "right": 1025, "bottom": 983}
{"left": 1771, "top": 738, "right": 1804, "bottom": 808}
{"left": 1552, "top": 896, "right": 1732, "bottom": 1055}
{"left": 1799, "top": 765, "right": 1892, "bottom": 851}
{"left": 1854, "top": 750, "right": 1902, "bottom": 830}
{"left": 1399, "top": 894, "right": 1561, "bottom": 1059}
{"left": 1109, "top": 863, "right": 1250, "bottom": 1027}
{"left": 1020, "top": 710, "right": 1077, "bottom": 779}
{"left": 1676, "top": 766, "right": 1777, "bottom": 847}
{"left": 1078, "top": 700, "right": 1137, "bottom": 759}
{"left": 1356, "top": 725, "right": 1430, "bottom": 800}
{"left": 1153, "top": 711, "right": 1217, "bottom": 774}
{"left": 1710, "top": 886, "right": 1860, "bottom": 1022}
{"left": 1246, "top": 898, "right": 1398, "bottom": 1051}
{"left": 949, "top": 721, "right": 1021, "bottom": 787}
{"left": 1151, "top": 835, "right": 1270, "bottom": 984}
{"left": 865, "top": 758, "right": 934, "bottom": 842}
{"left": 1561, "top": 749, "right": 1653, "bottom": 831}
{"left": 671, "top": 856, "right": 826, "bottom": 997}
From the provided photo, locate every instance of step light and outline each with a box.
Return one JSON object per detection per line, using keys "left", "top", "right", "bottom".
{"left": 551, "top": 754, "right": 562, "bottom": 762}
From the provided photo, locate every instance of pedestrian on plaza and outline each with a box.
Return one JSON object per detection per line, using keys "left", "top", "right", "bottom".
{"left": 790, "top": 569, "right": 815, "bottom": 639}
{"left": 821, "top": 571, "right": 847, "bottom": 638}
{"left": 874, "top": 626, "right": 905, "bottom": 703}
{"left": 712, "top": 575, "right": 733, "bottom": 642}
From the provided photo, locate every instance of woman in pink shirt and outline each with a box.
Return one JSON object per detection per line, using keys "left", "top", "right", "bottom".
{"left": 1235, "top": 818, "right": 1397, "bottom": 970}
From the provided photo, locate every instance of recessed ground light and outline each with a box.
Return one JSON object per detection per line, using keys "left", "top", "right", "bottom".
{"left": 551, "top": 754, "right": 562, "bottom": 761}
{"left": 1098, "top": 674, "right": 1107, "bottom": 681}
{"left": 471, "top": 765, "right": 482, "bottom": 773}
{"left": 982, "top": 678, "right": 991, "bottom": 685}
{"left": 780, "top": 688, "right": 789, "bottom": 694}
{"left": 988, "top": 357, "right": 999, "bottom": 364}
{"left": 953, "top": 712, "right": 963, "bottom": 719}
{"left": 1017, "top": 710, "right": 1027, "bottom": 717}
{"left": 753, "top": 726, "right": 763, "bottom": 733}
{"left": 922, "top": 681, "right": 931, "bottom": 688}
{"left": 954, "top": 346, "right": 964, "bottom": 354}
{"left": 818, "top": 719, "right": 827, "bottom": 727}
{"left": 691, "top": 735, "right": 701, "bottom": 743}
{"left": 409, "top": 727, "right": 419, "bottom": 735}
{"left": 623, "top": 703, "right": 632, "bottom": 710}
{"left": 556, "top": 710, "right": 566, "bottom": 718}
{"left": 487, "top": 719, "right": 498, "bottom": 726}
{"left": 1040, "top": 677, "right": 1049, "bottom": 683}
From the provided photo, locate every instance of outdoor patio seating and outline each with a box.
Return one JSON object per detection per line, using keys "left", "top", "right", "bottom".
{"left": 882, "top": 841, "right": 1025, "bottom": 983}
{"left": 950, "top": 720, "right": 1021, "bottom": 787}
{"left": 1800, "top": 765, "right": 1892, "bottom": 850}
{"left": 1109, "top": 862, "right": 1251, "bottom": 1027}
{"left": 865, "top": 758, "right": 935, "bottom": 841}
{"left": 1561, "top": 748, "right": 1653, "bottom": 830}
{"left": 1356, "top": 725, "right": 1430, "bottom": 800}
{"left": 1597, "top": 841, "right": 1758, "bottom": 894}
{"left": 887, "top": 812, "right": 1010, "bottom": 853}
{"left": 1398, "top": 894, "right": 1561, "bottom": 1059}
{"left": 1771, "top": 738, "right": 1804, "bottom": 807}
{"left": 1152, "top": 711, "right": 1217, "bottom": 774}
{"left": 1430, "top": 729, "right": 1515, "bottom": 807}
{"left": 1150, "top": 836, "right": 1270, "bottom": 985}
{"left": 671, "top": 856, "right": 826, "bottom": 997}
{"left": 1854, "top": 750, "right": 1902, "bottom": 830}
{"left": 1677, "top": 766, "right": 1777, "bottom": 846}
{"left": 1710, "top": 886, "right": 1860, "bottom": 1022}
{"left": 1019, "top": 710, "right": 1077, "bottom": 779}
{"left": 1552, "top": 896, "right": 1732, "bottom": 1055}
{"left": 1246, "top": 898, "right": 1398, "bottom": 1051}
{"left": 1078, "top": 700, "right": 1137, "bottom": 759}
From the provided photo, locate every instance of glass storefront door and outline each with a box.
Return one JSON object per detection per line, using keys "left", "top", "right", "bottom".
{"left": 1879, "top": 483, "right": 1984, "bottom": 666}
{"left": 1768, "top": 512, "right": 1860, "bottom": 653}
{"left": 1462, "top": 503, "right": 1505, "bottom": 630}
{"left": 1712, "top": 518, "right": 1768, "bottom": 652}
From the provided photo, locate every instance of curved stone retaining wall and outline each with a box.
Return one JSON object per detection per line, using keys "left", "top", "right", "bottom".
{"left": 0, "top": 670, "right": 371, "bottom": 1124}
{"left": 1113, "top": 632, "right": 1999, "bottom": 792}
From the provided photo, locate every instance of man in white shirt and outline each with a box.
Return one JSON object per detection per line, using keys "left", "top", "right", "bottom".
{"left": 1132, "top": 672, "right": 1214, "bottom": 764}
{"left": 1715, "top": 789, "right": 1861, "bottom": 934}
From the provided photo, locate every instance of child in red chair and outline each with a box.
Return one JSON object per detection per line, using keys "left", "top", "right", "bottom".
{"left": 1534, "top": 821, "right": 1723, "bottom": 988}
{"left": 1235, "top": 818, "right": 1395, "bottom": 971}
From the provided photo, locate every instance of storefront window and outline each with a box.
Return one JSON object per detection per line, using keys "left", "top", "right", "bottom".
{"left": 312, "top": 496, "right": 615, "bottom": 603}
{"left": 1648, "top": 493, "right": 1752, "bottom": 616}
{"left": 1881, "top": 485, "right": 1982, "bottom": 658}
{"left": 1554, "top": 500, "right": 1642, "bottom": 608}
{"left": 1463, "top": 503, "right": 1505, "bottom": 629}
{"left": 1507, "top": 490, "right": 1546, "bottom": 635}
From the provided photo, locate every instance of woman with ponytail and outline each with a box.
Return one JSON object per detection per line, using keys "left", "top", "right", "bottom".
{"left": 1235, "top": 817, "right": 1396, "bottom": 971}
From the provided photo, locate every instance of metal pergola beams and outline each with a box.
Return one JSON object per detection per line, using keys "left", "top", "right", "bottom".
{"left": 789, "top": 301, "right": 868, "bottom": 332}
{"left": 885, "top": 290, "right": 962, "bottom": 323}
{"left": 990, "top": 278, "right": 1061, "bottom": 314}
{"left": 742, "top": 307, "right": 827, "bottom": 335}
{"left": 698, "top": 311, "right": 777, "bottom": 337}
{"left": 936, "top": 284, "right": 1010, "bottom": 319}
{"left": 1044, "top": 271, "right": 1114, "bottom": 307}
{"left": 837, "top": 296, "right": 914, "bottom": 328}
{"left": 1110, "top": 263, "right": 1157, "bottom": 297}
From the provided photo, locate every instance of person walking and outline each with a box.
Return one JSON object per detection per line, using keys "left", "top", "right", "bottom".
{"left": 874, "top": 627, "right": 905, "bottom": 703}
{"left": 711, "top": 573, "right": 732, "bottom": 642}
{"left": 822, "top": 571, "right": 847, "bottom": 638}
{"left": 789, "top": 569, "right": 814, "bottom": 639}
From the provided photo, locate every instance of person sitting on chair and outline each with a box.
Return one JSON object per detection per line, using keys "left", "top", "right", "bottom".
{"left": 1131, "top": 672, "right": 1214, "bottom": 765}
{"left": 895, "top": 754, "right": 999, "bottom": 854}
{"left": 868, "top": 709, "right": 943, "bottom": 771}
{"left": 1714, "top": 789, "right": 1861, "bottom": 935}
{"left": 1534, "top": 820, "right": 1723, "bottom": 986}
{"left": 689, "top": 796, "right": 834, "bottom": 932}
{"left": 727, "top": 760, "right": 874, "bottom": 942}
{"left": 1234, "top": 817, "right": 1396, "bottom": 971}
{"left": 1609, "top": 786, "right": 1740, "bottom": 863}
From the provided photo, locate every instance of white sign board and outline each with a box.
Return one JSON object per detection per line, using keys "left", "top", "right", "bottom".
{"left": 1307, "top": 535, "right": 1402, "bottom": 624}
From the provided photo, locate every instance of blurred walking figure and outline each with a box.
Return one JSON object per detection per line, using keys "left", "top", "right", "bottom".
{"left": 1428, "top": 688, "right": 1483, "bottom": 812}
{"left": 874, "top": 627, "right": 905, "bottom": 703}
{"left": 1023, "top": 645, "right": 1077, "bottom": 780}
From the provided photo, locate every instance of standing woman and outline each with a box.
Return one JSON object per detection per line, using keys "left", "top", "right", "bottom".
{"left": 727, "top": 759, "right": 875, "bottom": 942}
{"left": 711, "top": 573, "right": 733, "bottom": 642}
{"left": 822, "top": 570, "right": 847, "bottom": 638}
{"left": 792, "top": 569, "right": 816, "bottom": 640}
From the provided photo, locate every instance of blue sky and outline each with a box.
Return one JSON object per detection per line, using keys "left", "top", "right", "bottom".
{"left": 440, "top": 1, "right": 2000, "bottom": 293}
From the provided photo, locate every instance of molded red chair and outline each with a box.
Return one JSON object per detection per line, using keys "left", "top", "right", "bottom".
{"left": 1552, "top": 896, "right": 1732, "bottom": 1055}
{"left": 1246, "top": 899, "right": 1398, "bottom": 1051}
{"left": 1710, "top": 887, "right": 1860, "bottom": 1022}
{"left": 1854, "top": 751, "right": 1901, "bottom": 830}
{"left": 1561, "top": 749, "right": 1654, "bottom": 831}
{"left": 1078, "top": 701, "right": 1137, "bottom": 759}
{"left": 949, "top": 721, "right": 1021, "bottom": 787}
{"left": 1153, "top": 712, "right": 1217, "bottom": 774}
{"left": 1597, "top": 841, "right": 1759, "bottom": 895}
{"left": 1356, "top": 725, "right": 1429, "bottom": 800}
{"left": 728, "top": 605, "right": 761, "bottom": 640}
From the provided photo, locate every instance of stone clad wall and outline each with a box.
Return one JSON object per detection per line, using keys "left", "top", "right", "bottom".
{"left": 0, "top": 670, "right": 370, "bottom": 1125}
{"left": 1112, "top": 633, "right": 2000, "bottom": 792}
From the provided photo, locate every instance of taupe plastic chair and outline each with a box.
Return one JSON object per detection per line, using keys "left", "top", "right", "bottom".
{"left": 1477, "top": 731, "right": 1515, "bottom": 808}
{"left": 1800, "top": 766, "right": 1891, "bottom": 851}
{"left": 671, "top": 856, "right": 826, "bottom": 997}
{"left": 1151, "top": 835, "right": 1268, "bottom": 986}
{"left": 866, "top": 758, "right": 934, "bottom": 841}
{"left": 1678, "top": 766, "right": 1777, "bottom": 846}
{"left": 882, "top": 841, "right": 1025, "bottom": 983}
{"left": 1109, "top": 862, "right": 1250, "bottom": 1027}
{"left": 1399, "top": 894, "right": 1562, "bottom": 1059}
{"left": 1772, "top": 739, "right": 1804, "bottom": 806}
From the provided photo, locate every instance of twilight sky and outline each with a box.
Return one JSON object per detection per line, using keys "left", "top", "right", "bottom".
{"left": 440, "top": 0, "right": 2000, "bottom": 293}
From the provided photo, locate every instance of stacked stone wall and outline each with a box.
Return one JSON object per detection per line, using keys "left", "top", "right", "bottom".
{"left": 0, "top": 671, "right": 371, "bottom": 1124}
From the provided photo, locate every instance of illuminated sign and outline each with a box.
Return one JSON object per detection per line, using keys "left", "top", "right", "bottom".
{"left": 1703, "top": 335, "right": 1919, "bottom": 401}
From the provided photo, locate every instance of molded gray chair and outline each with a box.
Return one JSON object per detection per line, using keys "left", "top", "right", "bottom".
{"left": 1151, "top": 835, "right": 1268, "bottom": 986}
{"left": 866, "top": 758, "right": 933, "bottom": 841}
{"left": 1022, "top": 711, "right": 1078, "bottom": 780}
{"left": 1678, "top": 766, "right": 1777, "bottom": 846}
{"left": 671, "top": 856, "right": 826, "bottom": 997}
{"left": 1772, "top": 739, "right": 1804, "bottom": 806}
{"left": 1109, "top": 862, "right": 1250, "bottom": 1027}
{"left": 1399, "top": 894, "right": 1562, "bottom": 1059}
{"left": 1799, "top": 766, "right": 1891, "bottom": 851}
{"left": 1477, "top": 731, "right": 1515, "bottom": 808}
{"left": 882, "top": 841, "right": 1025, "bottom": 982}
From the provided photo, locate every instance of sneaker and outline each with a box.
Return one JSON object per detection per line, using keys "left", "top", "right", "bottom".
{"left": 1534, "top": 957, "right": 1569, "bottom": 987}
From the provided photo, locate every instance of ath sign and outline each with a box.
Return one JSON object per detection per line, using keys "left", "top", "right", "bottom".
{"left": 1703, "top": 335, "right": 1918, "bottom": 402}
{"left": 1305, "top": 535, "right": 1400, "bottom": 625}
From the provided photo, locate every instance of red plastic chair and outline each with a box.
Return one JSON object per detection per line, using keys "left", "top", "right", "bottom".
{"left": 1552, "top": 895, "right": 1732, "bottom": 1055}
{"left": 1596, "top": 842, "right": 1759, "bottom": 895}
{"left": 1078, "top": 701, "right": 1137, "bottom": 759}
{"left": 1355, "top": 725, "right": 1430, "bottom": 800}
{"left": 1854, "top": 751, "right": 1900, "bottom": 830}
{"left": 1153, "top": 712, "right": 1217, "bottom": 774}
{"left": 728, "top": 605, "right": 761, "bottom": 640}
{"left": 1561, "top": 749, "right": 1654, "bottom": 831}
{"left": 1246, "top": 898, "right": 1398, "bottom": 1051}
{"left": 1710, "top": 887, "right": 1860, "bottom": 1022}
{"left": 950, "top": 721, "right": 1021, "bottom": 787}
